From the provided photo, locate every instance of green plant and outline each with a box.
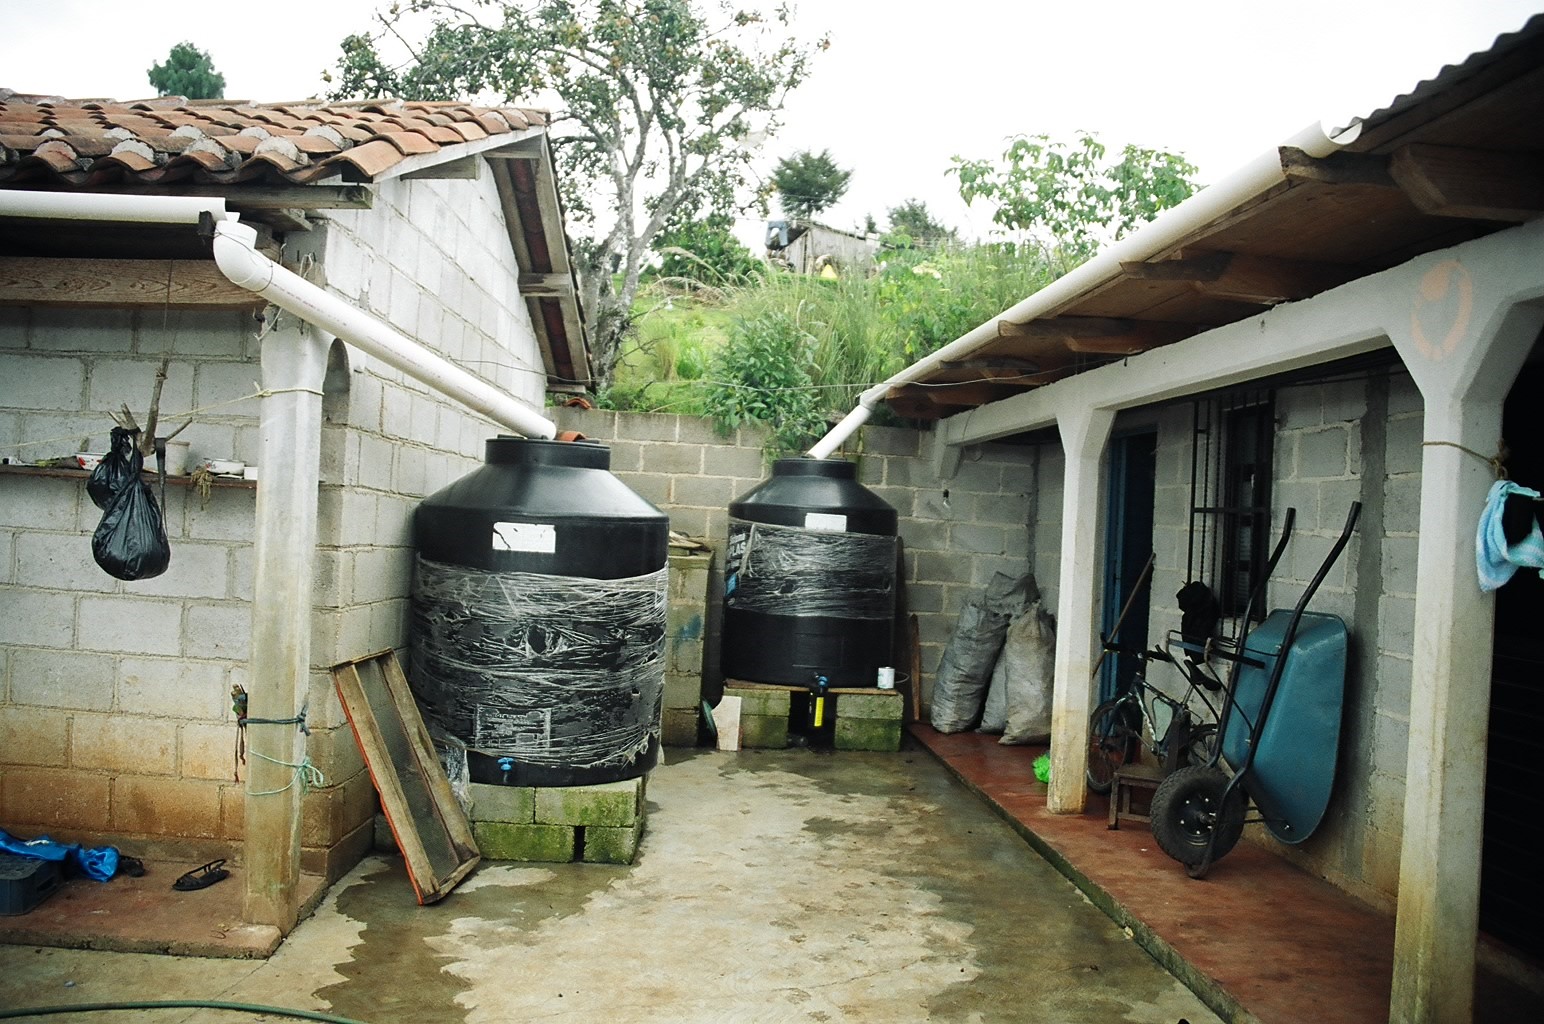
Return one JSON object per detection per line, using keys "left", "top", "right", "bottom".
{"left": 652, "top": 215, "right": 762, "bottom": 288}
{"left": 702, "top": 311, "right": 824, "bottom": 456}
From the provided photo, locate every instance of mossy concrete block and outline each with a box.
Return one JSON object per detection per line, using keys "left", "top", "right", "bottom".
{"left": 835, "top": 718, "right": 903, "bottom": 752}
{"left": 469, "top": 783, "right": 536, "bottom": 823}
{"left": 740, "top": 713, "right": 789, "bottom": 749}
{"left": 836, "top": 692, "right": 904, "bottom": 721}
{"left": 661, "top": 707, "right": 700, "bottom": 747}
{"left": 663, "top": 670, "right": 702, "bottom": 710}
{"left": 725, "top": 685, "right": 790, "bottom": 717}
{"left": 535, "top": 777, "right": 643, "bottom": 827}
{"left": 473, "top": 821, "right": 576, "bottom": 862}
{"left": 582, "top": 823, "right": 643, "bottom": 864}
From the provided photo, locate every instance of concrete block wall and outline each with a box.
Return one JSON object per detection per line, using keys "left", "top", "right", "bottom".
{"left": 550, "top": 407, "right": 1035, "bottom": 709}
{"left": 1, "top": 307, "right": 262, "bottom": 863}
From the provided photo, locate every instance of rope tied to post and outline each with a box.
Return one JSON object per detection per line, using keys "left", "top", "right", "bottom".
{"left": 1421, "top": 440, "right": 1508, "bottom": 479}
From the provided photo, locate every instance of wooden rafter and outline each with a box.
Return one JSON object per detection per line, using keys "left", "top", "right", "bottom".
{"left": 1278, "top": 147, "right": 1397, "bottom": 188}
{"left": 1122, "top": 252, "right": 1354, "bottom": 305}
{"left": 997, "top": 316, "right": 1194, "bottom": 354}
{"left": 0, "top": 257, "right": 265, "bottom": 309}
{"left": 1389, "top": 143, "right": 1544, "bottom": 222}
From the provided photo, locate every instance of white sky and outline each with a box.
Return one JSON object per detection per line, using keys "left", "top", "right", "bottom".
{"left": 2, "top": 0, "right": 1540, "bottom": 241}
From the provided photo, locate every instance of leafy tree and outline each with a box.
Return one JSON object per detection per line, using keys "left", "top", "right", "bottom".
{"left": 884, "top": 198, "right": 954, "bottom": 249}
{"left": 147, "top": 42, "right": 225, "bottom": 99}
{"left": 950, "top": 132, "right": 1198, "bottom": 265}
{"left": 652, "top": 214, "right": 761, "bottom": 287}
{"left": 327, "top": 1, "right": 825, "bottom": 389}
{"left": 770, "top": 148, "right": 852, "bottom": 222}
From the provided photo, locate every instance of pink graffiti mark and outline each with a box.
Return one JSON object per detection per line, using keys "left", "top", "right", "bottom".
{"left": 1411, "top": 259, "right": 1474, "bottom": 361}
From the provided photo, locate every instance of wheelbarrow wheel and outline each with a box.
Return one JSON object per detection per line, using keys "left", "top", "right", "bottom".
{"left": 1086, "top": 698, "right": 1138, "bottom": 794}
{"left": 1151, "top": 765, "right": 1246, "bottom": 867}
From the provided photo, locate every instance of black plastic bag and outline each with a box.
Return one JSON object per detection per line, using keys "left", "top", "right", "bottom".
{"left": 91, "top": 446, "right": 170, "bottom": 581}
{"left": 87, "top": 427, "right": 138, "bottom": 510}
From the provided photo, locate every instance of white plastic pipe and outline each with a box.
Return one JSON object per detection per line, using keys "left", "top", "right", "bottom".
{"left": 0, "top": 190, "right": 227, "bottom": 224}
{"left": 212, "top": 221, "right": 557, "bottom": 439}
{"left": 805, "top": 120, "right": 1359, "bottom": 458}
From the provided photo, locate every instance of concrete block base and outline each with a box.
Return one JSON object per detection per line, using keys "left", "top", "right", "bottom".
{"left": 464, "top": 775, "right": 648, "bottom": 865}
{"left": 724, "top": 681, "right": 904, "bottom": 752}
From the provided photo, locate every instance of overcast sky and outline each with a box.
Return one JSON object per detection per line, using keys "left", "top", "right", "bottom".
{"left": 2, "top": 0, "right": 1540, "bottom": 240}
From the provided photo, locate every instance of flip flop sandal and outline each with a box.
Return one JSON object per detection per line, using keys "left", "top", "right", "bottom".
{"left": 118, "top": 856, "right": 146, "bottom": 878}
{"left": 173, "top": 859, "right": 229, "bottom": 891}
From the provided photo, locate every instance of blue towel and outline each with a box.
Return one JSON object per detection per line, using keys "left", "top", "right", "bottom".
{"left": 1477, "top": 480, "right": 1544, "bottom": 591}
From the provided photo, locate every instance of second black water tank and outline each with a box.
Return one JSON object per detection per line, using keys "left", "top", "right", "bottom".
{"left": 721, "top": 457, "right": 898, "bottom": 687}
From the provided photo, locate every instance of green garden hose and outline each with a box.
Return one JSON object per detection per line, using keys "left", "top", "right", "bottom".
{"left": 0, "top": 1000, "right": 369, "bottom": 1024}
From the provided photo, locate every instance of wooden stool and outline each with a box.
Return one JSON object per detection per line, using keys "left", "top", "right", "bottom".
{"left": 1108, "top": 763, "right": 1166, "bottom": 830}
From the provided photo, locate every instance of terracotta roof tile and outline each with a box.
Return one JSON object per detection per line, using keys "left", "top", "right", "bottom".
{"left": 0, "top": 93, "right": 550, "bottom": 191}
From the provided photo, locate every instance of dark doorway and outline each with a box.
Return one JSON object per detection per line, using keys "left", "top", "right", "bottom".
{"left": 1100, "top": 432, "right": 1157, "bottom": 702}
{"left": 1484, "top": 356, "right": 1544, "bottom": 962}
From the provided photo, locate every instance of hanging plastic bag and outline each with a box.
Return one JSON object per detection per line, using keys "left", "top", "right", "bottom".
{"left": 91, "top": 446, "right": 170, "bottom": 580}
{"left": 87, "top": 427, "right": 138, "bottom": 510}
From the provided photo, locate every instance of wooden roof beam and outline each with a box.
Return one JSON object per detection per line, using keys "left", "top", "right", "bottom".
{"left": 997, "top": 316, "right": 1195, "bottom": 354}
{"left": 1389, "top": 143, "right": 1544, "bottom": 222}
{"left": 1279, "top": 147, "right": 1396, "bottom": 187}
{"left": 0, "top": 256, "right": 265, "bottom": 309}
{"left": 1123, "top": 252, "right": 1355, "bottom": 305}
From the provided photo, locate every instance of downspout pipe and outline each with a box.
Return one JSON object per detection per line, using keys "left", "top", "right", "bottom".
{"left": 0, "top": 191, "right": 227, "bottom": 224}
{"left": 211, "top": 220, "right": 556, "bottom": 439}
{"left": 804, "top": 119, "right": 1361, "bottom": 458}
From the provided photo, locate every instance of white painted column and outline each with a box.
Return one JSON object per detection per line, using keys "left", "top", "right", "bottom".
{"left": 1047, "top": 404, "right": 1115, "bottom": 813}
{"left": 244, "top": 320, "right": 329, "bottom": 933}
{"left": 1386, "top": 261, "right": 1543, "bottom": 1023}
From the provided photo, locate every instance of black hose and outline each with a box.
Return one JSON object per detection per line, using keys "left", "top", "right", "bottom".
{"left": 0, "top": 1000, "right": 369, "bottom": 1024}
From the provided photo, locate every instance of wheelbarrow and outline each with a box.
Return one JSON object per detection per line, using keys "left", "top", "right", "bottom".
{"left": 1149, "top": 501, "right": 1362, "bottom": 878}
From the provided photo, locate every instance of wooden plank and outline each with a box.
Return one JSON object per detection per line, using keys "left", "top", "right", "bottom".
{"left": 1278, "top": 147, "right": 1396, "bottom": 188}
{"left": 518, "top": 272, "right": 575, "bottom": 298}
{"left": 0, "top": 257, "right": 266, "bottom": 310}
{"left": 332, "top": 650, "right": 479, "bottom": 905}
{"left": 997, "top": 316, "right": 1196, "bottom": 349}
{"left": 1389, "top": 143, "right": 1544, "bottom": 222}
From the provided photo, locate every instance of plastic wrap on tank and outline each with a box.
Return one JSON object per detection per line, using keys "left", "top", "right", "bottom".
{"left": 409, "top": 557, "right": 668, "bottom": 772}
{"left": 724, "top": 518, "right": 898, "bottom": 619}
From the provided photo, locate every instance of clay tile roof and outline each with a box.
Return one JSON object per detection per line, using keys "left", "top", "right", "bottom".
{"left": 0, "top": 93, "right": 548, "bottom": 191}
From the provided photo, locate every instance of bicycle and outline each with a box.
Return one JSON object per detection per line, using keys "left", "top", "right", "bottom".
{"left": 1086, "top": 639, "right": 1224, "bottom": 794}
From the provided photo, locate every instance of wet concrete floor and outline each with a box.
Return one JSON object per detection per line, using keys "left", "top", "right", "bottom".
{"left": 0, "top": 748, "right": 1219, "bottom": 1023}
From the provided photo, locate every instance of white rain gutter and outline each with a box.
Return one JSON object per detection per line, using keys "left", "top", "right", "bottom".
{"left": 805, "top": 119, "right": 1361, "bottom": 460}
{"left": 0, "top": 189, "right": 557, "bottom": 439}
{"left": 210, "top": 220, "right": 556, "bottom": 439}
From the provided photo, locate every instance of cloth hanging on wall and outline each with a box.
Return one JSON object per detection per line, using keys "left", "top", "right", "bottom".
{"left": 1477, "top": 479, "right": 1544, "bottom": 591}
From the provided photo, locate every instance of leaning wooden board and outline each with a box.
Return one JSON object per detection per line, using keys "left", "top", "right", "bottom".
{"left": 332, "top": 650, "right": 479, "bottom": 904}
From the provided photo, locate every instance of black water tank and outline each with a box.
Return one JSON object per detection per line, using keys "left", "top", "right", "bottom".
{"left": 722, "top": 458, "right": 898, "bottom": 687}
{"left": 410, "top": 436, "right": 669, "bottom": 787}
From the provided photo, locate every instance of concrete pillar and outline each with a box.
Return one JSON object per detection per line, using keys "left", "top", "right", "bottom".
{"left": 1386, "top": 258, "right": 1543, "bottom": 1023}
{"left": 1047, "top": 404, "right": 1115, "bottom": 813}
{"left": 243, "top": 321, "right": 329, "bottom": 933}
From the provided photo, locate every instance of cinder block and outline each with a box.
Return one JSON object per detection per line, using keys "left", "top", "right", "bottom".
{"left": 180, "top": 721, "right": 241, "bottom": 781}
{"left": 672, "top": 474, "right": 735, "bottom": 509}
{"left": 740, "top": 713, "right": 789, "bottom": 749}
{"left": 0, "top": 705, "right": 68, "bottom": 766}
{"left": 11, "top": 647, "right": 115, "bottom": 709}
{"left": 113, "top": 775, "right": 222, "bottom": 838}
{"left": 75, "top": 595, "right": 183, "bottom": 658}
{"left": 663, "top": 671, "right": 702, "bottom": 710}
{"left": 473, "top": 821, "right": 576, "bottom": 862}
{"left": 642, "top": 444, "right": 703, "bottom": 476}
{"left": 71, "top": 713, "right": 177, "bottom": 774}
{"left": 15, "top": 532, "right": 109, "bottom": 591}
{"left": 535, "top": 777, "right": 642, "bottom": 827}
{"left": 661, "top": 707, "right": 700, "bottom": 747}
{"left": 0, "top": 354, "right": 86, "bottom": 410}
{"left": 470, "top": 782, "right": 536, "bottom": 823}
{"left": 582, "top": 823, "right": 643, "bottom": 864}
{"left": 132, "top": 542, "right": 234, "bottom": 600}
{"left": 185, "top": 603, "right": 252, "bottom": 661}
{"left": 0, "top": 590, "right": 76, "bottom": 649}
{"left": 724, "top": 685, "right": 790, "bottom": 717}
{"left": 835, "top": 718, "right": 902, "bottom": 752}
{"left": 615, "top": 412, "right": 678, "bottom": 442}
{"left": 835, "top": 692, "right": 903, "bottom": 720}
{"left": 0, "top": 767, "right": 111, "bottom": 831}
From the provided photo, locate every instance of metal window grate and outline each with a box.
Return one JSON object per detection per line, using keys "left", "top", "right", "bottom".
{"left": 1187, "top": 392, "right": 1274, "bottom": 621}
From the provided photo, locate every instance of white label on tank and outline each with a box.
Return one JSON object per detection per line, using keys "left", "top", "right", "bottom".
{"left": 804, "top": 512, "right": 848, "bottom": 532}
{"left": 491, "top": 521, "right": 557, "bottom": 553}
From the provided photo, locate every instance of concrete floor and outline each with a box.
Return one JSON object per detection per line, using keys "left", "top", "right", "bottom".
{"left": 0, "top": 747, "right": 1220, "bottom": 1023}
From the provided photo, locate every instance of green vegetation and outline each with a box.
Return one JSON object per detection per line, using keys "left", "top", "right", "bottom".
{"left": 770, "top": 149, "right": 853, "bottom": 222}
{"left": 147, "top": 42, "right": 225, "bottom": 99}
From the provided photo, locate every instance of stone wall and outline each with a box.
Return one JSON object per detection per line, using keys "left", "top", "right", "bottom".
{"left": 550, "top": 407, "right": 1036, "bottom": 707}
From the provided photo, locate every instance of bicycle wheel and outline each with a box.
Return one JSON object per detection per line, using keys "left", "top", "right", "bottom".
{"left": 1160, "top": 719, "right": 1219, "bottom": 775}
{"left": 1086, "top": 698, "right": 1138, "bottom": 794}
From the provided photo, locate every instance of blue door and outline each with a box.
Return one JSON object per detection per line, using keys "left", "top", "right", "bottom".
{"left": 1100, "top": 432, "right": 1157, "bottom": 702}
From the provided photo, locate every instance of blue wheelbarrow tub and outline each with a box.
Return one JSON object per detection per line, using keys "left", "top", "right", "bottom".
{"left": 1221, "top": 610, "right": 1348, "bottom": 845}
